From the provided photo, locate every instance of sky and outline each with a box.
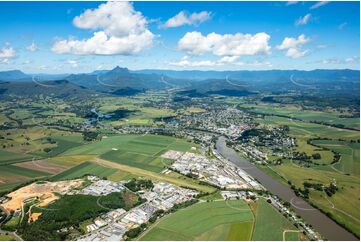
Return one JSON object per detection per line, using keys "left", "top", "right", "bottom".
{"left": 0, "top": 1, "right": 359, "bottom": 73}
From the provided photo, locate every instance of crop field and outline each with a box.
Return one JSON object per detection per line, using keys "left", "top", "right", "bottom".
{"left": 0, "top": 165, "right": 50, "bottom": 192}
{"left": 240, "top": 103, "right": 359, "bottom": 129}
{"left": 0, "top": 150, "right": 32, "bottom": 165}
{"left": 40, "top": 136, "right": 84, "bottom": 157}
{"left": 50, "top": 161, "right": 117, "bottom": 181}
{"left": 140, "top": 200, "right": 254, "bottom": 241}
{"left": 260, "top": 116, "right": 359, "bottom": 140}
{"left": 252, "top": 198, "right": 300, "bottom": 241}
{"left": 65, "top": 134, "right": 197, "bottom": 173}
{"left": 13, "top": 159, "right": 67, "bottom": 174}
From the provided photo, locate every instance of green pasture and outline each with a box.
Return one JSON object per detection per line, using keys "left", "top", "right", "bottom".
{"left": 140, "top": 200, "right": 254, "bottom": 241}
{"left": 252, "top": 198, "right": 299, "bottom": 241}
{"left": 51, "top": 161, "right": 117, "bottom": 181}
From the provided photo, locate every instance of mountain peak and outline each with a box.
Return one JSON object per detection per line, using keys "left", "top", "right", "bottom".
{"left": 109, "top": 66, "right": 129, "bottom": 74}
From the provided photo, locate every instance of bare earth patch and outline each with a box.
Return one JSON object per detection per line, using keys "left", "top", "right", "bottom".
{"left": 14, "top": 159, "right": 67, "bottom": 174}
{"left": 2, "top": 179, "right": 83, "bottom": 212}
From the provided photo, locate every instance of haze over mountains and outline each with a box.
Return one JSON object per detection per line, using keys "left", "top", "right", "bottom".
{"left": 0, "top": 67, "right": 359, "bottom": 98}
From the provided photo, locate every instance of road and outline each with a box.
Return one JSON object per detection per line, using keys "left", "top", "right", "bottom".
{"left": 216, "top": 136, "right": 358, "bottom": 241}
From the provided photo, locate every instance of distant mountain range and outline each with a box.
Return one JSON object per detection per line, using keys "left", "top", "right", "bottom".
{"left": 0, "top": 79, "right": 98, "bottom": 100}
{"left": 0, "top": 67, "right": 359, "bottom": 97}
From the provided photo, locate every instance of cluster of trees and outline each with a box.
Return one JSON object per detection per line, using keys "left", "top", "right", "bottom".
{"left": 301, "top": 181, "right": 338, "bottom": 198}
{"left": 124, "top": 179, "right": 154, "bottom": 192}
{"left": 124, "top": 223, "right": 147, "bottom": 239}
{"left": 303, "top": 181, "right": 323, "bottom": 191}
{"left": 82, "top": 131, "right": 99, "bottom": 141}
{"left": 324, "top": 182, "right": 338, "bottom": 197}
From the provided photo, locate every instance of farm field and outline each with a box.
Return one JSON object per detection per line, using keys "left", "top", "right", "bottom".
{"left": 92, "top": 158, "right": 215, "bottom": 193}
{"left": 260, "top": 116, "right": 359, "bottom": 140}
{"left": 272, "top": 160, "right": 360, "bottom": 237}
{"left": 39, "top": 136, "right": 84, "bottom": 157}
{"left": 311, "top": 139, "right": 360, "bottom": 176}
{"left": 252, "top": 198, "right": 301, "bottom": 241}
{"left": 141, "top": 198, "right": 302, "bottom": 241}
{"left": 0, "top": 150, "right": 32, "bottom": 165}
{"left": 50, "top": 161, "right": 117, "bottom": 181}
{"left": 257, "top": 115, "right": 360, "bottom": 237}
{"left": 240, "top": 103, "right": 359, "bottom": 129}
{"left": 140, "top": 200, "right": 254, "bottom": 241}
{"left": 0, "top": 165, "right": 50, "bottom": 192}
{"left": 14, "top": 159, "right": 67, "bottom": 174}
{"left": 65, "top": 134, "right": 197, "bottom": 173}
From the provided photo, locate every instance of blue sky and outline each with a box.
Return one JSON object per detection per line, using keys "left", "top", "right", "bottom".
{"left": 0, "top": 1, "right": 359, "bottom": 73}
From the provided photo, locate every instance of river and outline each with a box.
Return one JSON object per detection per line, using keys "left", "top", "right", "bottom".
{"left": 216, "top": 137, "right": 357, "bottom": 241}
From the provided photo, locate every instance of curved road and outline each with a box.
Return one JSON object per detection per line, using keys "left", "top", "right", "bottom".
{"left": 216, "top": 137, "right": 357, "bottom": 241}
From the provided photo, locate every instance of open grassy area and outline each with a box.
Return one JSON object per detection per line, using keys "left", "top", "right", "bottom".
{"left": 40, "top": 136, "right": 84, "bottom": 157}
{"left": 252, "top": 198, "right": 300, "bottom": 241}
{"left": 0, "top": 233, "right": 16, "bottom": 241}
{"left": 65, "top": 134, "right": 196, "bottom": 156}
{"left": 257, "top": 114, "right": 360, "bottom": 237}
{"left": 50, "top": 161, "right": 117, "bottom": 181}
{"left": 240, "top": 103, "right": 359, "bottom": 129}
{"left": 92, "top": 158, "right": 215, "bottom": 193}
{"left": 140, "top": 200, "right": 254, "bottom": 241}
{"left": 311, "top": 139, "right": 360, "bottom": 176}
{"left": 272, "top": 160, "right": 359, "bottom": 237}
{"left": 65, "top": 134, "right": 197, "bottom": 173}
{"left": 260, "top": 116, "right": 359, "bottom": 140}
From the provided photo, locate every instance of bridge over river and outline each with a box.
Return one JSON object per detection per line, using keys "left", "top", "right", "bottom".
{"left": 216, "top": 137, "right": 357, "bottom": 241}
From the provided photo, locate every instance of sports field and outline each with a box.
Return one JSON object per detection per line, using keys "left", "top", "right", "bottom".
{"left": 140, "top": 200, "right": 254, "bottom": 241}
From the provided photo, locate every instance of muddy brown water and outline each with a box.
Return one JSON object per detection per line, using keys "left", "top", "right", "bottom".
{"left": 216, "top": 137, "right": 358, "bottom": 241}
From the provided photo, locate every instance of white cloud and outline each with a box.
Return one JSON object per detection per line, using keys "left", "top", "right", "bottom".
{"left": 234, "top": 60, "right": 272, "bottom": 67}
{"left": 178, "top": 31, "right": 271, "bottom": 57}
{"left": 0, "top": 46, "right": 15, "bottom": 59}
{"left": 169, "top": 56, "right": 272, "bottom": 68}
{"left": 277, "top": 34, "right": 310, "bottom": 58}
{"left": 310, "top": 1, "right": 329, "bottom": 9}
{"left": 26, "top": 41, "right": 38, "bottom": 52}
{"left": 0, "top": 46, "right": 15, "bottom": 64}
{"left": 321, "top": 57, "right": 359, "bottom": 65}
{"left": 219, "top": 56, "right": 240, "bottom": 63}
{"left": 338, "top": 22, "right": 347, "bottom": 30}
{"left": 295, "top": 14, "right": 312, "bottom": 26}
{"left": 66, "top": 59, "right": 78, "bottom": 68}
{"left": 169, "top": 56, "right": 220, "bottom": 67}
{"left": 162, "top": 11, "right": 211, "bottom": 28}
{"left": 52, "top": 2, "right": 154, "bottom": 55}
